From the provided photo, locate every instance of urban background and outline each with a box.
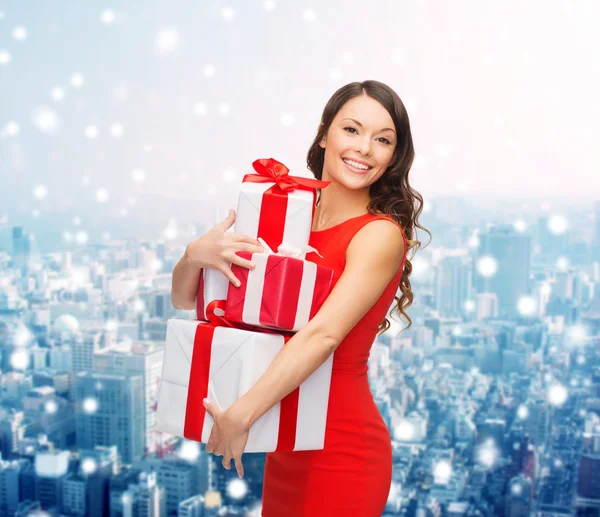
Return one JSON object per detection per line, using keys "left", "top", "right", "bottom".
{"left": 1, "top": 0, "right": 600, "bottom": 516}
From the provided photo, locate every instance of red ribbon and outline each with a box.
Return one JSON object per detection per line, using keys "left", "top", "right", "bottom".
{"left": 242, "top": 158, "right": 331, "bottom": 193}
{"left": 184, "top": 299, "right": 300, "bottom": 451}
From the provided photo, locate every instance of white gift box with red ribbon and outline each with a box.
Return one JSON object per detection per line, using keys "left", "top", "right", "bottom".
{"left": 235, "top": 181, "right": 315, "bottom": 260}
{"left": 156, "top": 316, "right": 334, "bottom": 453}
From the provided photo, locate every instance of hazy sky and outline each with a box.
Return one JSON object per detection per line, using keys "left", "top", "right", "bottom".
{"left": 1, "top": 0, "right": 599, "bottom": 245}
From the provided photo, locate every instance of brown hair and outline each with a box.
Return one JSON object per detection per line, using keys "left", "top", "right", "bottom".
{"left": 306, "top": 80, "right": 431, "bottom": 336}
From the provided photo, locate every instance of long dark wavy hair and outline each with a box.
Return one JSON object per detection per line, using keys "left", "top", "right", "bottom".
{"left": 306, "top": 80, "right": 431, "bottom": 336}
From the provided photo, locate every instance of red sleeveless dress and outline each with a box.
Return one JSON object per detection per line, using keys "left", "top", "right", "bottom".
{"left": 261, "top": 212, "right": 408, "bottom": 517}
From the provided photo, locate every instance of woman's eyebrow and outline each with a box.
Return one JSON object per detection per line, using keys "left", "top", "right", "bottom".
{"left": 342, "top": 117, "right": 395, "bottom": 134}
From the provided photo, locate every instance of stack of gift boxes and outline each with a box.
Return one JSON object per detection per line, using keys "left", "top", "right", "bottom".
{"left": 156, "top": 158, "right": 336, "bottom": 453}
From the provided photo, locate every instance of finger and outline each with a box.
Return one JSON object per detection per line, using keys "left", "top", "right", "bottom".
{"left": 216, "top": 264, "right": 241, "bottom": 287}
{"left": 202, "top": 398, "right": 214, "bottom": 417}
{"left": 219, "top": 209, "right": 236, "bottom": 229}
{"left": 222, "top": 455, "right": 231, "bottom": 470}
{"left": 231, "top": 232, "right": 263, "bottom": 247}
{"left": 233, "top": 242, "right": 266, "bottom": 255}
{"left": 228, "top": 252, "right": 256, "bottom": 271}
{"left": 234, "top": 456, "right": 244, "bottom": 479}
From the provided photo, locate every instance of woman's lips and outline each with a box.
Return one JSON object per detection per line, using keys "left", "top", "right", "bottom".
{"left": 341, "top": 158, "right": 372, "bottom": 174}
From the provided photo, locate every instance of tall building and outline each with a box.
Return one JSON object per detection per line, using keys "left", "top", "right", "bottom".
{"left": 121, "top": 471, "right": 166, "bottom": 517}
{"left": 505, "top": 474, "right": 533, "bottom": 516}
{"left": 93, "top": 340, "right": 165, "bottom": 455}
{"left": 11, "top": 226, "right": 40, "bottom": 272}
{"left": 74, "top": 372, "right": 144, "bottom": 464}
{"left": 434, "top": 255, "right": 473, "bottom": 318}
{"left": 576, "top": 429, "right": 600, "bottom": 512}
{"left": 475, "top": 224, "right": 532, "bottom": 319}
{"left": 132, "top": 456, "right": 209, "bottom": 516}
{"left": 0, "top": 457, "right": 28, "bottom": 515}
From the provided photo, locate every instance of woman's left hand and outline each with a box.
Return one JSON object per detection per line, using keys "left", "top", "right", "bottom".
{"left": 203, "top": 398, "right": 251, "bottom": 479}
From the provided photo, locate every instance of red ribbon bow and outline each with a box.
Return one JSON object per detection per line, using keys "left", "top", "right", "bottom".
{"left": 242, "top": 157, "right": 331, "bottom": 193}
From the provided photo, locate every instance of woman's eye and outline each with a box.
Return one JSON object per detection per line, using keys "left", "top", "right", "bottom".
{"left": 345, "top": 126, "right": 391, "bottom": 145}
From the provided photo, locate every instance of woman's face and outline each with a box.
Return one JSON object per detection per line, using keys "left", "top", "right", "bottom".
{"left": 319, "top": 94, "right": 397, "bottom": 190}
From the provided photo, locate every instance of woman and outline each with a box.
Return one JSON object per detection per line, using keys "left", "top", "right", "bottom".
{"left": 172, "top": 80, "right": 429, "bottom": 516}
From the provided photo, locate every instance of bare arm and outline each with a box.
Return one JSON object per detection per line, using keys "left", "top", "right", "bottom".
{"left": 233, "top": 219, "right": 406, "bottom": 428}
{"left": 171, "top": 248, "right": 202, "bottom": 310}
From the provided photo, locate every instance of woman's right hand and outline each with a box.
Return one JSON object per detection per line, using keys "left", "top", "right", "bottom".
{"left": 184, "top": 209, "right": 265, "bottom": 287}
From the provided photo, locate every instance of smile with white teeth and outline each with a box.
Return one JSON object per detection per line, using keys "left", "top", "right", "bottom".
{"left": 342, "top": 158, "right": 373, "bottom": 171}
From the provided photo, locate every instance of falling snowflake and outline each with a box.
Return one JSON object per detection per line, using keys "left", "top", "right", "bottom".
{"left": 222, "top": 168, "right": 237, "bottom": 183}
{"left": 0, "top": 49, "right": 11, "bottom": 65}
{"left": 75, "top": 231, "right": 89, "bottom": 244}
{"left": 516, "top": 296, "right": 536, "bottom": 317}
{"left": 155, "top": 27, "right": 180, "bottom": 56}
{"left": 71, "top": 73, "right": 85, "bottom": 88}
{"left": 83, "top": 397, "right": 99, "bottom": 414}
{"left": 81, "top": 458, "right": 97, "bottom": 474}
{"left": 547, "top": 384, "right": 568, "bottom": 407}
{"left": 433, "top": 459, "right": 452, "bottom": 484}
{"left": 101, "top": 9, "right": 115, "bottom": 24}
{"left": 96, "top": 188, "right": 109, "bottom": 202}
{"left": 547, "top": 214, "right": 568, "bottom": 235}
{"left": 110, "top": 123, "right": 124, "bottom": 138}
{"left": 517, "top": 404, "right": 529, "bottom": 419}
{"left": 45, "top": 400, "right": 58, "bottom": 414}
{"left": 217, "top": 102, "right": 230, "bottom": 115}
{"left": 393, "top": 420, "right": 415, "bottom": 441}
{"left": 178, "top": 440, "right": 200, "bottom": 461}
{"left": 203, "top": 64, "right": 216, "bottom": 77}
{"left": 221, "top": 7, "right": 236, "bottom": 21}
{"left": 12, "top": 25, "right": 27, "bottom": 41}
{"left": 84, "top": 125, "right": 99, "bottom": 140}
{"left": 227, "top": 478, "right": 248, "bottom": 499}
{"left": 132, "top": 168, "right": 146, "bottom": 183}
{"left": 281, "top": 113, "right": 294, "bottom": 127}
{"left": 33, "top": 185, "right": 48, "bottom": 199}
{"left": 32, "top": 106, "right": 61, "bottom": 134}
{"left": 51, "top": 87, "right": 66, "bottom": 102}
{"left": 476, "top": 255, "right": 498, "bottom": 278}
{"left": 302, "top": 8, "right": 317, "bottom": 22}
{"left": 194, "top": 102, "right": 208, "bottom": 116}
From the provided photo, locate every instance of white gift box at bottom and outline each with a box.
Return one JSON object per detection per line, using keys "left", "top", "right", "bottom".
{"left": 156, "top": 318, "right": 333, "bottom": 453}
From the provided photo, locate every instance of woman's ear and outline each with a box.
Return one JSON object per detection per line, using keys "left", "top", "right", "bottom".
{"left": 318, "top": 123, "right": 326, "bottom": 149}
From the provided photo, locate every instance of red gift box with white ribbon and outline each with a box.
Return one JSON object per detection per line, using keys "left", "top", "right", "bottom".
{"left": 156, "top": 301, "right": 333, "bottom": 453}
{"left": 224, "top": 238, "right": 334, "bottom": 332}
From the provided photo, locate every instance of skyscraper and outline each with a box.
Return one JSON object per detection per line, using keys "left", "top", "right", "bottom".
{"left": 475, "top": 224, "right": 532, "bottom": 319}
{"left": 74, "top": 372, "right": 144, "bottom": 464}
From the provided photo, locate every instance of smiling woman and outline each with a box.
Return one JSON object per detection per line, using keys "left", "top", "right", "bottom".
{"left": 255, "top": 80, "right": 431, "bottom": 516}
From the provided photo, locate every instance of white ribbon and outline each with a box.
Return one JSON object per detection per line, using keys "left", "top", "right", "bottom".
{"left": 258, "top": 237, "right": 323, "bottom": 259}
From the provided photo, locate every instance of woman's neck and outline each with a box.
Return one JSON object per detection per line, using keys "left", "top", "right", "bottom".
{"left": 313, "top": 183, "right": 371, "bottom": 230}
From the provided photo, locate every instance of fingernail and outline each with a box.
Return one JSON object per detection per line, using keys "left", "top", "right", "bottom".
{"left": 203, "top": 398, "right": 208, "bottom": 405}
{"left": 235, "top": 280, "right": 241, "bottom": 287}
{"left": 250, "top": 263, "right": 256, "bottom": 269}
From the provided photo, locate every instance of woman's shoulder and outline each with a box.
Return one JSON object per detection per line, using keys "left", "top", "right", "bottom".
{"left": 357, "top": 211, "right": 405, "bottom": 240}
